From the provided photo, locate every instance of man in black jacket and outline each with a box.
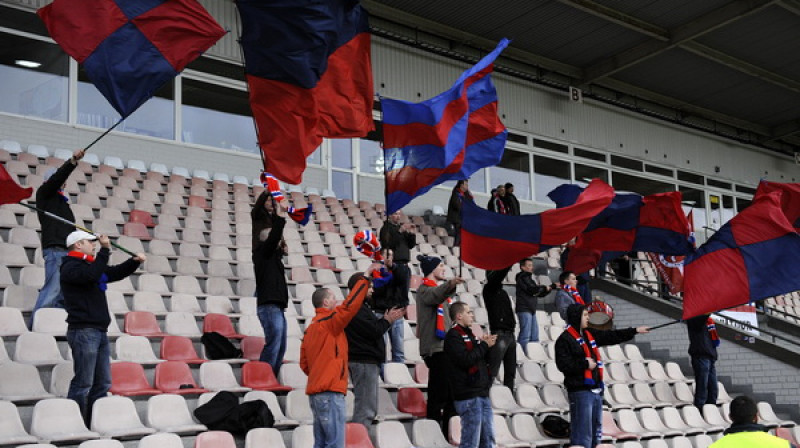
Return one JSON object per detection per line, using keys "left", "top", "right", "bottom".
{"left": 379, "top": 211, "right": 415, "bottom": 361}
{"left": 32, "top": 149, "right": 84, "bottom": 320}
{"left": 687, "top": 314, "right": 719, "bottom": 409}
{"left": 555, "top": 304, "right": 649, "bottom": 448}
{"left": 444, "top": 302, "right": 496, "bottom": 448}
{"left": 483, "top": 266, "right": 517, "bottom": 390}
{"left": 252, "top": 191, "right": 289, "bottom": 375}
{"left": 515, "top": 258, "right": 552, "bottom": 354}
{"left": 371, "top": 248, "right": 409, "bottom": 362}
{"left": 502, "top": 183, "right": 520, "bottom": 215}
{"left": 61, "top": 230, "right": 144, "bottom": 424}
{"left": 344, "top": 273, "right": 404, "bottom": 430}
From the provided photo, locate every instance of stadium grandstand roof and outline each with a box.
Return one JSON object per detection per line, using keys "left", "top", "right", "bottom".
{"left": 365, "top": 0, "right": 800, "bottom": 157}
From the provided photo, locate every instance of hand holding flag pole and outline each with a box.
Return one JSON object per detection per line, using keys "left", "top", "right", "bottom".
{"left": 0, "top": 164, "right": 136, "bottom": 256}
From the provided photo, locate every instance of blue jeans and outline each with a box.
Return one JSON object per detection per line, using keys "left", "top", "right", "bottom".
{"left": 454, "top": 396, "right": 494, "bottom": 448}
{"left": 310, "top": 391, "right": 346, "bottom": 448}
{"left": 32, "top": 248, "right": 68, "bottom": 320}
{"left": 691, "top": 356, "right": 718, "bottom": 409}
{"left": 568, "top": 389, "right": 604, "bottom": 448}
{"left": 258, "top": 304, "right": 287, "bottom": 375}
{"left": 67, "top": 328, "right": 111, "bottom": 424}
{"left": 375, "top": 312, "right": 405, "bottom": 363}
{"left": 516, "top": 312, "right": 539, "bottom": 353}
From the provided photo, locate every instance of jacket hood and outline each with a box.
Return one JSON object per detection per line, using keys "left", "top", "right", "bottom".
{"left": 566, "top": 303, "right": 587, "bottom": 329}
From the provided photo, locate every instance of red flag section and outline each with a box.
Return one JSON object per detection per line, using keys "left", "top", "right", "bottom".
{"left": 0, "top": 163, "right": 33, "bottom": 205}
{"left": 754, "top": 180, "right": 800, "bottom": 231}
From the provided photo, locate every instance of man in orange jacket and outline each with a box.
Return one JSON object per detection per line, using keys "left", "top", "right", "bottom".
{"left": 300, "top": 275, "right": 371, "bottom": 448}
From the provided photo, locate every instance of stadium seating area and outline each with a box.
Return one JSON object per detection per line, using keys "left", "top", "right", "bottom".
{"left": 1, "top": 141, "right": 799, "bottom": 447}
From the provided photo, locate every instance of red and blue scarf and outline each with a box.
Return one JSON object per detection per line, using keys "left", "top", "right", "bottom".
{"left": 563, "top": 284, "right": 586, "bottom": 305}
{"left": 424, "top": 277, "right": 453, "bottom": 339}
{"left": 67, "top": 250, "right": 108, "bottom": 291}
{"left": 453, "top": 324, "right": 479, "bottom": 375}
{"left": 565, "top": 324, "right": 602, "bottom": 386}
{"left": 707, "top": 317, "right": 720, "bottom": 347}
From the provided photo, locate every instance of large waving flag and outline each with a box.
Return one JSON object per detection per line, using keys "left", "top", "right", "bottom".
{"left": 461, "top": 179, "right": 614, "bottom": 270}
{"left": 382, "top": 39, "right": 510, "bottom": 215}
{"left": 237, "top": 0, "right": 375, "bottom": 185}
{"left": 0, "top": 163, "right": 33, "bottom": 205}
{"left": 683, "top": 191, "right": 800, "bottom": 319}
{"left": 549, "top": 185, "right": 693, "bottom": 262}
{"left": 754, "top": 180, "right": 800, "bottom": 230}
{"left": 38, "top": 0, "right": 225, "bottom": 118}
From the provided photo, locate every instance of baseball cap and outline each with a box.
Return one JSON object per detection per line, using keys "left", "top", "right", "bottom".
{"left": 66, "top": 230, "right": 97, "bottom": 247}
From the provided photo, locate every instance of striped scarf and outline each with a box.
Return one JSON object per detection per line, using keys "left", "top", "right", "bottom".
{"left": 58, "top": 188, "right": 69, "bottom": 202}
{"left": 563, "top": 284, "right": 585, "bottom": 305}
{"left": 423, "top": 277, "right": 453, "bottom": 339}
{"left": 261, "top": 172, "right": 285, "bottom": 202}
{"left": 565, "top": 324, "right": 602, "bottom": 386}
{"left": 453, "top": 324, "right": 478, "bottom": 375}
{"left": 707, "top": 317, "right": 720, "bottom": 347}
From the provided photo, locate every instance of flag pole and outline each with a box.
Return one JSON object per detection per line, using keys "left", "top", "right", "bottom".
{"left": 82, "top": 118, "right": 124, "bottom": 153}
{"left": 234, "top": 13, "right": 268, "bottom": 177}
{"left": 16, "top": 202, "right": 137, "bottom": 256}
{"left": 649, "top": 302, "right": 759, "bottom": 331}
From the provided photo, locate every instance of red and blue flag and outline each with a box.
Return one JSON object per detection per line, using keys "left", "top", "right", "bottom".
{"left": 754, "top": 180, "right": 800, "bottom": 230}
{"left": 236, "top": 0, "right": 375, "bottom": 185}
{"left": 461, "top": 179, "right": 614, "bottom": 270}
{"left": 683, "top": 190, "right": 800, "bottom": 319}
{"left": 549, "top": 184, "right": 693, "bottom": 262}
{"left": 381, "top": 39, "right": 510, "bottom": 215}
{"left": 38, "top": 0, "right": 225, "bottom": 118}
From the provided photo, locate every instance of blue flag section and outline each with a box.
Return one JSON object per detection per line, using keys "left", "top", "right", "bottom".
{"left": 382, "top": 39, "right": 510, "bottom": 215}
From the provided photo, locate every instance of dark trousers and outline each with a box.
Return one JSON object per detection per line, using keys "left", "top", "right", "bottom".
{"left": 488, "top": 331, "right": 516, "bottom": 390}
{"left": 424, "top": 351, "right": 456, "bottom": 437}
{"left": 691, "top": 356, "right": 718, "bottom": 409}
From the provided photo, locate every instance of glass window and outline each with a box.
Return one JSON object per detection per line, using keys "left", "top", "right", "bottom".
{"left": 78, "top": 67, "right": 174, "bottom": 139}
{"left": 645, "top": 164, "right": 674, "bottom": 177}
{"left": 332, "top": 170, "right": 353, "bottom": 200}
{"left": 677, "top": 170, "right": 704, "bottom": 185}
{"left": 736, "top": 184, "right": 756, "bottom": 195}
{"left": 330, "top": 139, "right": 352, "bottom": 169}
{"left": 574, "top": 164, "right": 608, "bottom": 186}
{"left": 533, "top": 139, "right": 568, "bottom": 154}
{"left": 680, "top": 186, "right": 706, "bottom": 243}
{"left": 308, "top": 146, "right": 322, "bottom": 165}
{"left": 735, "top": 197, "right": 751, "bottom": 213}
{"left": 721, "top": 195, "right": 735, "bottom": 225}
{"left": 611, "top": 172, "right": 674, "bottom": 195}
{"left": 533, "top": 155, "right": 570, "bottom": 204}
{"left": 574, "top": 147, "right": 606, "bottom": 162}
{"left": 490, "top": 149, "right": 530, "bottom": 200}
{"left": 0, "top": 33, "right": 68, "bottom": 121}
{"left": 707, "top": 178, "right": 732, "bottom": 190}
{"left": 359, "top": 138, "right": 383, "bottom": 174}
{"left": 469, "top": 169, "right": 487, "bottom": 194}
{"left": 181, "top": 79, "right": 257, "bottom": 153}
{"left": 610, "top": 155, "right": 643, "bottom": 171}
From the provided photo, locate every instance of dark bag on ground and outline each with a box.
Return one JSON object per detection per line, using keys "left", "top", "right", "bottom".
{"left": 201, "top": 331, "right": 242, "bottom": 359}
{"left": 541, "top": 414, "right": 570, "bottom": 438}
{"left": 194, "top": 390, "right": 274, "bottom": 434}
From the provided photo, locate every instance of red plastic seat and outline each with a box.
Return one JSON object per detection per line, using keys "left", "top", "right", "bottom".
{"left": 110, "top": 362, "right": 162, "bottom": 396}
{"left": 160, "top": 335, "right": 206, "bottom": 364}
{"left": 155, "top": 360, "right": 209, "bottom": 394}
{"left": 128, "top": 209, "right": 155, "bottom": 227}
{"left": 405, "top": 304, "right": 417, "bottom": 322}
{"left": 601, "top": 411, "right": 638, "bottom": 441}
{"left": 123, "top": 222, "right": 152, "bottom": 240}
{"left": 188, "top": 195, "right": 209, "bottom": 209}
{"left": 241, "top": 361, "right": 292, "bottom": 392}
{"left": 203, "top": 313, "right": 245, "bottom": 339}
{"left": 346, "top": 422, "right": 375, "bottom": 448}
{"left": 194, "top": 430, "right": 236, "bottom": 448}
{"left": 124, "top": 311, "right": 167, "bottom": 337}
{"left": 397, "top": 387, "right": 427, "bottom": 417}
{"left": 241, "top": 336, "right": 266, "bottom": 361}
{"left": 311, "top": 255, "right": 334, "bottom": 270}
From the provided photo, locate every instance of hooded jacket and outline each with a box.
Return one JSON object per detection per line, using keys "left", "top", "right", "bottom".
{"left": 483, "top": 267, "right": 515, "bottom": 333}
{"left": 554, "top": 304, "right": 637, "bottom": 392}
{"left": 300, "top": 278, "right": 370, "bottom": 395}
{"left": 686, "top": 314, "right": 718, "bottom": 360}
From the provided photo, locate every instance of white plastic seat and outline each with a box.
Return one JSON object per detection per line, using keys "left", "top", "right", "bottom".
{"left": 681, "top": 406, "right": 725, "bottom": 433}
{"left": 616, "top": 409, "right": 661, "bottom": 439}
{"left": 412, "top": 419, "right": 453, "bottom": 448}
{"left": 285, "top": 390, "right": 313, "bottom": 424}
{"left": 103, "top": 156, "right": 124, "bottom": 170}
{"left": 612, "top": 383, "right": 651, "bottom": 409}
{"left": 0, "top": 361, "right": 55, "bottom": 401}
{"left": 511, "top": 413, "right": 562, "bottom": 446}
{"left": 494, "top": 414, "right": 529, "bottom": 447}
{"left": 525, "top": 344, "right": 551, "bottom": 363}
{"left": 199, "top": 361, "right": 252, "bottom": 392}
{"left": 515, "top": 384, "right": 560, "bottom": 414}
{"left": 243, "top": 390, "right": 300, "bottom": 428}
{"left": 0, "top": 399, "right": 38, "bottom": 445}
{"left": 30, "top": 398, "right": 101, "bottom": 442}
{"left": 633, "top": 383, "right": 667, "bottom": 408}
{"left": 0, "top": 335, "right": 8, "bottom": 363}
{"left": 50, "top": 361, "right": 74, "bottom": 397}
{"left": 90, "top": 395, "right": 156, "bottom": 438}
{"left": 644, "top": 440, "right": 669, "bottom": 448}
{"left": 245, "top": 427, "right": 286, "bottom": 448}
{"left": 541, "top": 384, "right": 569, "bottom": 411}
{"left": 490, "top": 385, "right": 532, "bottom": 415}
{"left": 146, "top": 394, "right": 207, "bottom": 434}
{"left": 661, "top": 406, "right": 704, "bottom": 436}
{"left": 384, "top": 362, "right": 424, "bottom": 388}
{"left": 665, "top": 362, "right": 692, "bottom": 383}
{"left": 544, "top": 362, "right": 564, "bottom": 383}
{"left": 0, "top": 306, "right": 29, "bottom": 336}
{"left": 170, "top": 294, "right": 204, "bottom": 314}
{"left": 377, "top": 387, "right": 413, "bottom": 421}
{"left": 14, "top": 332, "right": 65, "bottom": 365}
{"left": 376, "top": 421, "right": 414, "bottom": 448}
{"left": 206, "top": 295, "right": 235, "bottom": 315}
{"left": 653, "top": 381, "right": 689, "bottom": 406}
{"left": 132, "top": 291, "right": 169, "bottom": 315}
{"left": 757, "top": 401, "right": 794, "bottom": 427}
{"left": 164, "top": 312, "right": 203, "bottom": 337}
{"left": 639, "top": 407, "right": 684, "bottom": 437}
{"left": 292, "top": 425, "right": 314, "bottom": 448}
{"left": 692, "top": 434, "right": 714, "bottom": 447}
{"left": 278, "top": 363, "right": 309, "bottom": 390}
{"left": 114, "top": 334, "right": 163, "bottom": 364}
{"left": 667, "top": 436, "right": 695, "bottom": 448}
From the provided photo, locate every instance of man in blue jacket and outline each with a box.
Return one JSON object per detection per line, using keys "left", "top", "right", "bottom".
{"left": 61, "top": 230, "right": 144, "bottom": 424}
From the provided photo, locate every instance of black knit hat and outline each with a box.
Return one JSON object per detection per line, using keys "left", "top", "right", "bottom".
{"left": 417, "top": 254, "right": 442, "bottom": 277}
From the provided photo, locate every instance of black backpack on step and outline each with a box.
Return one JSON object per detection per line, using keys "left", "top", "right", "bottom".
{"left": 201, "top": 331, "right": 242, "bottom": 360}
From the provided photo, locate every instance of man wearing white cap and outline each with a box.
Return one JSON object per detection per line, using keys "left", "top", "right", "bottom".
{"left": 32, "top": 148, "right": 84, "bottom": 320}
{"left": 61, "top": 230, "right": 145, "bottom": 424}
